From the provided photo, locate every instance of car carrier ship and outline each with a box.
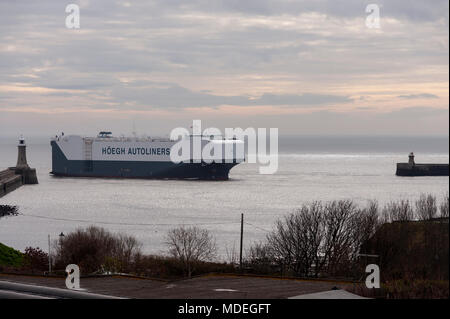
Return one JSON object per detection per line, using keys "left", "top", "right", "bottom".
{"left": 50, "top": 132, "right": 244, "bottom": 180}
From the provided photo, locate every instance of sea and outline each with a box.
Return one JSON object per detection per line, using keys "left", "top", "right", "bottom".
{"left": 0, "top": 135, "right": 448, "bottom": 259}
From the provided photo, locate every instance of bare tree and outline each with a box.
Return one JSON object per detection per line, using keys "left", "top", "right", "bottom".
{"left": 264, "top": 200, "right": 379, "bottom": 277}
{"left": 320, "top": 200, "right": 359, "bottom": 275}
{"left": 111, "top": 234, "right": 142, "bottom": 273}
{"left": 245, "top": 242, "right": 275, "bottom": 274}
{"left": 383, "top": 199, "right": 414, "bottom": 222}
{"left": 267, "top": 202, "right": 324, "bottom": 277}
{"left": 225, "top": 242, "right": 239, "bottom": 265}
{"left": 166, "top": 226, "right": 216, "bottom": 277}
{"left": 440, "top": 192, "right": 449, "bottom": 218}
{"left": 416, "top": 194, "right": 438, "bottom": 221}
{"left": 352, "top": 200, "right": 380, "bottom": 254}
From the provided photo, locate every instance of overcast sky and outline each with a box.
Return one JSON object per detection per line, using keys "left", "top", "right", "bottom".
{"left": 0, "top": 0, "right": 448, "bottom": 137}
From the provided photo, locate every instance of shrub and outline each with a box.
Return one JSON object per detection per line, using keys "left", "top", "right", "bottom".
{"left": 23, "top": 247, "right": 49, "bottom": 272}
{"left": 54, "top": 226, "right": 141, "bottom": 274}
{"left": 249, "top": 200, "right": 380, "bottom": 278}
{"left": 0, "top": 242, "right": 23, "bottom": 267}
{"left": 0, "top": 205, "right": 18, "bottom": 219}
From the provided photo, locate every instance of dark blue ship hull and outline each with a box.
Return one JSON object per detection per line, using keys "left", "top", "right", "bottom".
{"left": 51, "top": 141, "right": 238, "bottom": 180}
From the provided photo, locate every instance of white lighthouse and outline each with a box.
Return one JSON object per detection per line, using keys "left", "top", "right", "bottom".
{"left": 408, "top": 152, "right": 415, "bottom": 166}
{"left": 16, "top": 135, "right": 30, "bottom": 169}
{"left": 11, "top": 135, "right": 38, "bottom": 184}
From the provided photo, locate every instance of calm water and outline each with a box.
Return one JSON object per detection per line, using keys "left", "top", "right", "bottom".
{"left": 0, "top": 136, "right": 448, "bottom": 258}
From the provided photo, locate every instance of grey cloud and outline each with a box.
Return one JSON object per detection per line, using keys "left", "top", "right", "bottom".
{"left": 101, "top": 0, "right": 449, "bottom": 22}
{"left": 111, "top": 84, "right": 352, "bottom": 108}
{"left": 383, "top": 106, "right": 448, "bottom": 117}
{"left": 0, "top": 1, "right": 447, "bottom": 136}
{"left": 398, "top": 93, "right": 439, "bottom": 100}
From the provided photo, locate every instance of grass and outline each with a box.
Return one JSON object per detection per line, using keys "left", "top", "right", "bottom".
{"left": 0, "top": 242, "right": 23, "bottom": 268}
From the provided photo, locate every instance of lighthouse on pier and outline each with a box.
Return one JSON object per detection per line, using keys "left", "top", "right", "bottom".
{"left": 11, "top": 136, "right": 38, "bottom": 184}
{"left": 16, "top": 136, "right": 30, "bottom": 169}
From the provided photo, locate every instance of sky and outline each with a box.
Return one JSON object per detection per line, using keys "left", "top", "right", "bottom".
{"left": 0, "top": 0, "right": 448, "bottom": 137}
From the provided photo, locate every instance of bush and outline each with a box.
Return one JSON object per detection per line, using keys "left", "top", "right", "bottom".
{"left": 361, "top": 218, "right": 449, "bottom": 281}
{"left": 0, "top": 205, "right": 18, "bottom": 219}
{"left": 0, "top": 242, "right": 23, "bottom": 267}
{"left": 248, "top": 200, "right": 380, "bottom": 278}
{"left": 133, "top": 254, "right": 234, "bottom": 279}
{"left": 54, "top": 226, "right": 141, "bottom": 274}
{"left": 23, "top": 247, "right": 49, "bottom": 273}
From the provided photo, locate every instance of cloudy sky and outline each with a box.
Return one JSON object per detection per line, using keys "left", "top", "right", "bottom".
{"left": 0, "top": 0, "right": 448, "bottom": 137}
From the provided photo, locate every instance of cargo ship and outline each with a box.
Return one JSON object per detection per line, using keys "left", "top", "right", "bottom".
{"left": 50, "top": 132, "right": 245, "bottom": 180}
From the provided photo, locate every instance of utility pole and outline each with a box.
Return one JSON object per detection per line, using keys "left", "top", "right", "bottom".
{"left": 48, "top": 234, "right": 51, "bottom": 274}
{"left": 239, "top": 213, "right": 244, "bottom": 270}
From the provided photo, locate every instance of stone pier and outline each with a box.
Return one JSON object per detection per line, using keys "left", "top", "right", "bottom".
{"left": 0, "top": 136, "right": 38, "bottom": 198}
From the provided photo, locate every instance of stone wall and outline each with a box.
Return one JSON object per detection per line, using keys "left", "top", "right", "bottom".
{"left": 0, "top": 169, "right": 24, "bottom": 198}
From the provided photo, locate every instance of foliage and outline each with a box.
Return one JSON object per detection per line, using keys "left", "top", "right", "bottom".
{"left": 23, "top": 247, "right": 49, "bottom": 272}
{"left": 0, "top": 242, "right": 23, "bottom": 267}
{"left": 54, "top": 226, "right": 142, "bottom": 274}
{"left": 0, "top": 205, "right": 18, "bottom": 219}
{"left": 362, "top": 218, "right": 449, "bottom": 281}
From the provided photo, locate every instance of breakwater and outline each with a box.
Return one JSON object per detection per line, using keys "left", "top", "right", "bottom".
{"left": 396, "top": 163, "right": 449, "bottom": 176}
{"left": 396, "top": 153, "right": 449, "bottom": 177}
{"left": 0, "top": 169, "right": 23, "bottom": 198}
{"left": 0, "top": 137, "right": 38, "bottom": 198}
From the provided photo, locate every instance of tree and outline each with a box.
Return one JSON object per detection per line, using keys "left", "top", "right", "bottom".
{"left": 416, "top": 194, "right": 438, "bottom": 220}
{"left": 382, "top": 199, "right": 414, "bottom": 222}
{"left": 320, "top": 200, "right": 360, "bottom": 275}
{"left": 23, "top": 247, "right": 48, "bottom": 272}
{"left": 255, "top": 200, "right": 380, "bottom": 278}
{"left": 0, "top": 205, "right": 18, "bottom": 219}
{"left": 166, "top": 226, "right": 216, "bottom": 277}
{"left": 54, "top": 226, "right": 141, "bottom": 274}
{"left": 440, "top": 193, "right": 449, "bottom": 218}
{"left": 267, "top": 202, "right": 324, "bottom": 277}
